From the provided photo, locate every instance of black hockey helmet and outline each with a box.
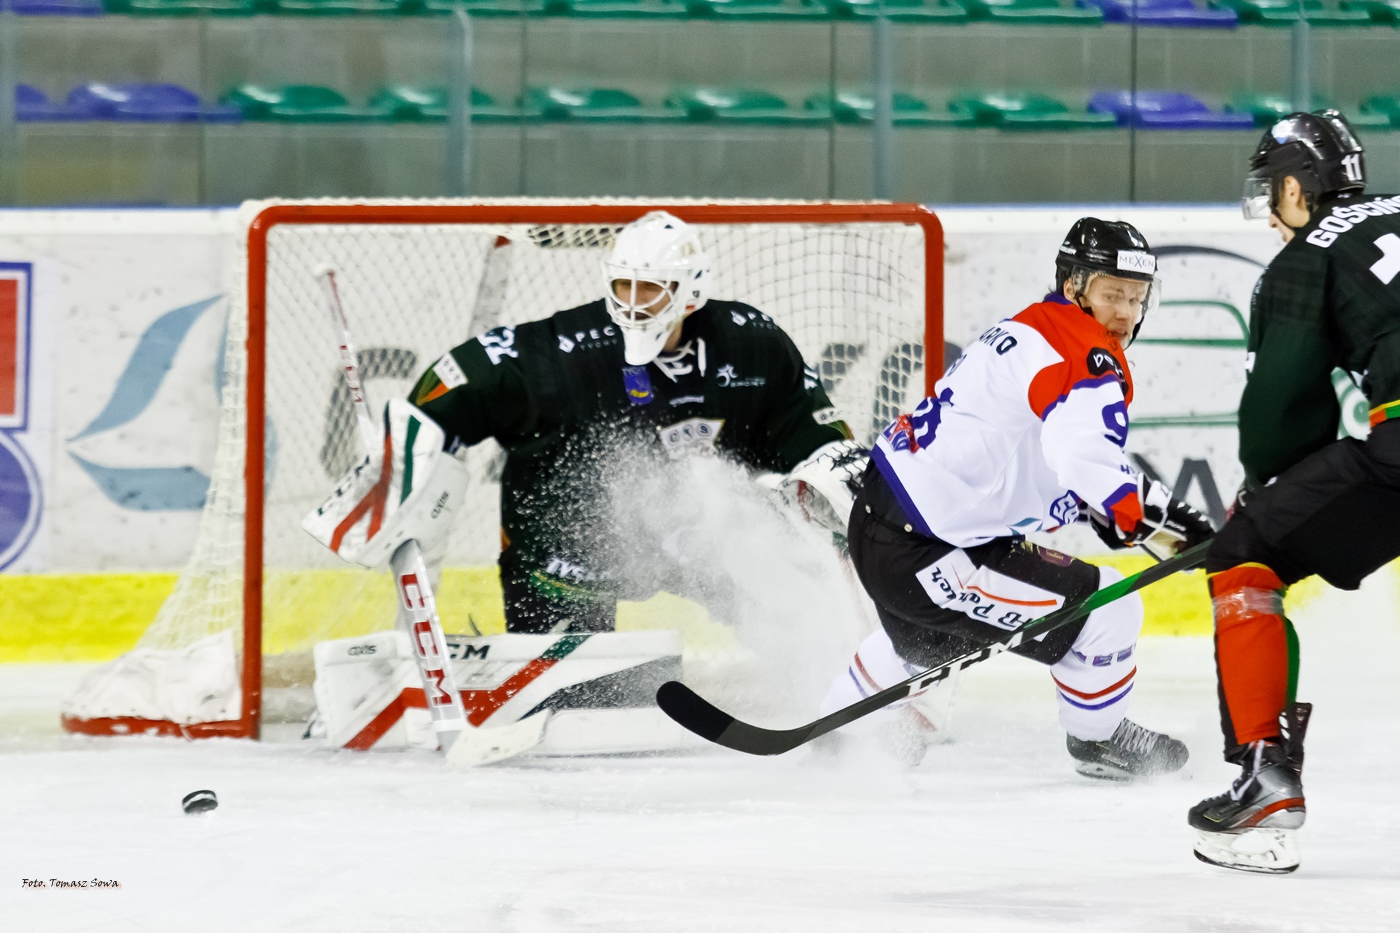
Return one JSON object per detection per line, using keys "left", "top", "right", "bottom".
{"left": 1243, "top": 109, "right": 1365, "bottom": 220}
{"left": 1055, "top": 217, "right": 1158, "bottom": 344}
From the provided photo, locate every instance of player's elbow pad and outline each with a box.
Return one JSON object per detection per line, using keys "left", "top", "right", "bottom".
{"left": 302, "top": 398, "right": 470, "bottom": 569}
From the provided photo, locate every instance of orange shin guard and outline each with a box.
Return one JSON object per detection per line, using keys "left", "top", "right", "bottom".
{"left": 1209, "top": 564, "right": 1298, "bottom": 748}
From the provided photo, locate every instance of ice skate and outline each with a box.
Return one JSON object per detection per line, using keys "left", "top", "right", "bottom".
{"left": 1066, "top": 718, "right": 1188, "bottom": 780}
{"left": 1189, "top": 740, "right": 1305, "bottom": 874}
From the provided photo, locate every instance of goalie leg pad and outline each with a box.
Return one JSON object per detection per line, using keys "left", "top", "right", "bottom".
{"left": 312, "top": 629, "right": 693, "bottom": 754}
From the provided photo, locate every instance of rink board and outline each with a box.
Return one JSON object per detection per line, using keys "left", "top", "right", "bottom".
{"left": 0, "top": 205, "right": 1376, "bottom": 663}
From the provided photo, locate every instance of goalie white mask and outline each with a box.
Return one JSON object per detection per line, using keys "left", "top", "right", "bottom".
{"left": 602, "top": 210, "right": 710, "bottom": 365}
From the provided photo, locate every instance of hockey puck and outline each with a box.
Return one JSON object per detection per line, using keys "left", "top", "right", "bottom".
{"left": 182, "top": 790, "right": 218, "bottom": 815}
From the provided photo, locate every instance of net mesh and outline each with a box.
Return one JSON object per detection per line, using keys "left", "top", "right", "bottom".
{"left": 137, "top": 199, "right": 931, "bottom": 672}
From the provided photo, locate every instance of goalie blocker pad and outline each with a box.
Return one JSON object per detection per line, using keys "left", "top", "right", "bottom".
{"left": 303, "top": 398, "right": 470, "bottom": 569}
{"left": 311, "top": 629, "right": 696, "bottom": 755}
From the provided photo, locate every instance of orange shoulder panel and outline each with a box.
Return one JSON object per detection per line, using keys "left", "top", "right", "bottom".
{"left": 1014, "top": 300, "right": 1133, "bottom": 418}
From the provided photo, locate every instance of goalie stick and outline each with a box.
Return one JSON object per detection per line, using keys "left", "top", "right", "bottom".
{"left": 656, "top": 539, "right": 1210, "bottom": 756}
{"left": 313, "top": 265, "right": 548, "bottom": 765}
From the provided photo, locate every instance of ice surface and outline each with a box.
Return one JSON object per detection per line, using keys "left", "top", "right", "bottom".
{"left": 3, "top": 575, "right": 1399, "bottom": 933}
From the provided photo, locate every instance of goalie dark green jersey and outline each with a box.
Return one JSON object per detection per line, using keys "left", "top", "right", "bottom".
{"left": 1239, "top": 192, "right": 1400, "bottom": 485}
{"left": 408, "top": 298, "right": 849, "bottom": 564}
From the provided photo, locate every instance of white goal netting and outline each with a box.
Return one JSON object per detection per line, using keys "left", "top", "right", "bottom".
{"left": 70, "top": 199, "right": 936, "bottom": 730}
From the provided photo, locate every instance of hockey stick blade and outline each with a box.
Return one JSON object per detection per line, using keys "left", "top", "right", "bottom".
{"left": 657, "top": 540, "right": 1210, "bottom": 755}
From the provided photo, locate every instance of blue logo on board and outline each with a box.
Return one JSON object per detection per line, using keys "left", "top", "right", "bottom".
{"left": 0, "top": 262, "right": 41, "bottom": 570}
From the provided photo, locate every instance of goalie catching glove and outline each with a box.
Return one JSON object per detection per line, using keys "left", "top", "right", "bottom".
{"left": 1088, "top": 476, "right": 1215, "bottom": 554}
{"left": 303, "top": 398, "right": 470, "bottom": 569}
{"left": 756, "top": 439, "right": 868, "bottom": 535}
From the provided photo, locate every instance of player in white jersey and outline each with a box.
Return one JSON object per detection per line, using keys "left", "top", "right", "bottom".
{"left": 823, "top": 218, "right": 1215, "bottom": 777}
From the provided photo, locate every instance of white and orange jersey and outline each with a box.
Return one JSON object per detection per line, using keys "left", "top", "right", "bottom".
{"left": 871, "top": 293, "right": 1145, "bottom": 547}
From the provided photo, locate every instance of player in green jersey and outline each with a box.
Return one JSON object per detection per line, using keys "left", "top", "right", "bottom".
{"left": 1189, "top": 110, "right": 1400, "bottom": 873}
{"left": 406, "top": 210, "right": 865, "bottom": 635}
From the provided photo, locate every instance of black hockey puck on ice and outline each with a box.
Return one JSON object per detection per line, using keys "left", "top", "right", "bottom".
{"left": 182, "top": 790, "right": 218, "bottom": 815}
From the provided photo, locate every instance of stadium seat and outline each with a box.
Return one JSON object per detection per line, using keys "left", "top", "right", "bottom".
{"left": 15, "top": 85, "right": 82, "bottom": 121}
{"left": 812, "top": 90, "right": 980, "bottom": 125}
{"left": 1210, "top": 0, "right": 1372, "bottom": 25}
{"left": 828, "top": 0, "right": 970, "bottom": 21}
{"left": 7, "top": 0, "right": 104, "bottom": 13}
{"left": 1340, "top": 0, "right": 1400, "bottom": 21}
{"left": 65, "top": 83, "right": 243, "bottom": 122}
{"left": 669, "top": 87, "right": 829, "bottom": 123}
{"left": 965, "top": 0, "right": 1103, "bottom": 24}
{"left": 370, "top": 86, "right": 524, "bottom": 121}
{"left": 119, "top": 0, "right": 258, "bottom": 13}
{"left": 419, "top": 0, "right": 545, "bottom": 12}
{"left": 1360, "top": 95, "right": 1400, "bottom": 126}
{"left": 1081, "top": 0, "right": 1236, "bottom": 26}
{"left": 271, "top": 0, "right": 405, "bottom": 13}
{"left": 221, "top": 85, "right": 385, "bottom": 121}
{"left": 1089, "top": 91, "right": 1256, "bottom": 129}
{"left": 688, "top": 0, "right": 830, "bottom": 19}
{"left": 1225, "top": 92, "right": 1337, "bottom": 126}
{"left": 523, "top": 87, "right": 684, "bottom": 121}
{"left": 559, "top": 0, "right": 689, "bottom": 15}
{"left": 950, "top": 92, "right": 1118, "bottom": 129}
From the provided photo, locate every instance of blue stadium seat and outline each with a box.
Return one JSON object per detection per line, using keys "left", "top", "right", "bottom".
{"left": 16, "top": 85, "right": 81, "bottom": 121}
{"left": 66, "top": 83, "right": 242, "bottom": 122}
{"left": 4, "top": 0, "right": 105, "bottom": 12}
{"left": 1089, "top": 91, "right": 1255, "bottom": 129}
{"left": 1080, "top": 0, "right": 1236, "bottom": 26}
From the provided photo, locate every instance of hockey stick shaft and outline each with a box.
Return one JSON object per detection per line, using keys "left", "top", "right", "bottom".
{"left": 313, "top": 265, "right": 472, "bottom": 754}
{"left": 656, "top": 539, "right": 1211, "bottom": 756}
{"left": 315, "top": 265, "right": 379, "bottom": 453}
{"left": 391, "top": 539, "right": 470, "bottom": 749}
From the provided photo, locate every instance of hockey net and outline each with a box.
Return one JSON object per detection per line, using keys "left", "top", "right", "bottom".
{"left": 61, "top": 199, "right": 942, "bottom": 739}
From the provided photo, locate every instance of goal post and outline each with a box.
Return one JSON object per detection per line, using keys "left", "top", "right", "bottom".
{"left": 62, "top": 199, "right": 944, "bottom": 741}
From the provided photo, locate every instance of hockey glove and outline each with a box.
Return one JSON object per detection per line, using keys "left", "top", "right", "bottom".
{"left": 756, "top": 439, "right": 868, "bottom": 536}
{"left": 1113, "top": 477, "right": 1215, "bottom": 555}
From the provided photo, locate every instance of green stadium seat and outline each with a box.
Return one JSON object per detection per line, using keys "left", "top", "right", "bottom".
{"left": 950, "top": 92, "right": 1117, "bottom": 129}
{"left": 965, "top": 0, "right": 1103, "bottom": 24}
{"left": 420, "top": 0, "right": 546, "bottom": 13}
{"left": 272, "top": 0, "right": 405, "bottom": 13}
{"left": 120, "top": 0, "right": 259, "bottom": 14}
{"left": 669, "top": 87, "right": 829, "bottom": 123}
{"left": 369, "top": 86, "right": 523, "bottom": 121}
{"left": 559, "top": 0, "right": 689, "bottom": 14}
{"left": 688, "top": 0, "right": 830, "bottom": 19}
{"left": 1225, "top": 93, "right": 1339, "bottom": 126}
{"left": 1360, "top": 95, "right": 1400, "bottom": 126}
{"left": 811, "top": 91, "right": 980, "bottom": 125}
{"left": 524, "top": 87, "right": 684, "bottom": 121}
{"left": 222, "top": 85, "right": 387, "bottom": 121}
{"left": 827, "top": 0, "right": 970, "bottom": 21}
{"left": 1340, "top": 0, "right": 1400, "bottom": 20}
{"left": 1210, "top": 0, "right": 1373, "bottom": 25}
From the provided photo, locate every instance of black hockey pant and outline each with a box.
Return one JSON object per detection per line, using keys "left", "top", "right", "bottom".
{"left": 849, "top": 465, "right": 1098, "bottom": 670}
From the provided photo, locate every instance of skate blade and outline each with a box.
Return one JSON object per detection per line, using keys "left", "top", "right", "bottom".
{"left": 1073, "top": 761, "right": 1132, "bottom": 782}
{"left": 1192, "top": 828, "right": 1300, "bottom": 874}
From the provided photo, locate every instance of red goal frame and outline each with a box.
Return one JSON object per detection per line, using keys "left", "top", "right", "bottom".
{"left": 66, "top": 202, "right": 944, "bottom": 741}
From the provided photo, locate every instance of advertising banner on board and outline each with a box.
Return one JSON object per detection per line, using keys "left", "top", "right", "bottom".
{"left": 0, "top": 211, "right": 235, "bottom": 574}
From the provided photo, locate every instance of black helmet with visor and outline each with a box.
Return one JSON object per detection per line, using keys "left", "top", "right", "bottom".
{"left": 1243, "top": 109, "right": 1365, "bottom": 222}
